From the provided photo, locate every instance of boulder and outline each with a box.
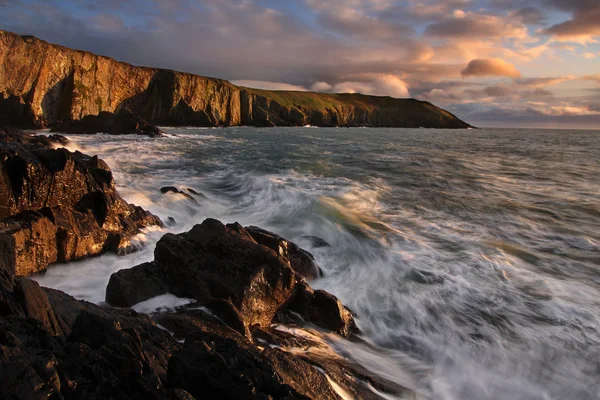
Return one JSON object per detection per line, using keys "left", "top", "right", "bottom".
{"left": 0, "top": 128, "right": 162, "bottom": 276}
{"left": 160, "top": 186, "right": 198, "bottom": 204}
{"left": 246, "top": 226, "right": 323, "bottom": 280}
{"left": 0, "top": 278, "right": 180, "bottom": 399}
{"left": 50, "top": 108, "right": 164, "bottom": 137}
{"left": 106, "top": 219, "right": 355, "bottom": 338}
{"left": 107, "top": 219, "right": 298, "bottom": 335}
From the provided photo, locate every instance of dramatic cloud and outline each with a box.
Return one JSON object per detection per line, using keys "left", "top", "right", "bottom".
{"left": 461, "top": 58, "right": 521, "bottom": 78}
{"left": 0, "top": 0, "right": 598, "bottom": 128}
{"left": 543, "top": 5, "right": 600, "bottom": 43}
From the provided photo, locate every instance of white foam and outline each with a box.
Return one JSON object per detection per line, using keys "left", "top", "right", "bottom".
{"left": 132, "top": 294, "right": 195, "bottom": 314}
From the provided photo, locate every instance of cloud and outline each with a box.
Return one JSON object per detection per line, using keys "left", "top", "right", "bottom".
{"left": 509, "top": 7, "right": 546, "bottom": 25}
{"left": 543, "top": 5, "right": 600, "bottom": 43}
{"left": 425, "top": 11, "right": 527, "bottom": 40}
{"left": 231, "top": 80, "right": 308, "bottom": 91}
{"left": 461, "top": 58, "right": 521, "bottom": 78}
{"left": 317, "top": 74, "right": 411, "bottom": 98}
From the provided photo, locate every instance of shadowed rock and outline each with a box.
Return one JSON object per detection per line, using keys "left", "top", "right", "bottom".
{"left": 106, "top": 219, "right": 356, "bottom": 338}
{"left": 0, "top": 128, "right": 162, "bottom": 276}
{"left": 246, "top": 226, "right": 324, "bottom": 281}
{"left": 160, "top": 186, "right": 199, "bottom": 204}
{"left": 51, "top": 108, "right": 164, "bottom": 137}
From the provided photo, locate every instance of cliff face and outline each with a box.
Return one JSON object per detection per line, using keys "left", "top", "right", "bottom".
{"left": 0, "top": 30, "right": 471, "bottom": 129}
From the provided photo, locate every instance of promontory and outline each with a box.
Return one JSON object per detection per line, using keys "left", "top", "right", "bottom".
{"left": 0, "top": 30, "right": 471, "bottom": 129}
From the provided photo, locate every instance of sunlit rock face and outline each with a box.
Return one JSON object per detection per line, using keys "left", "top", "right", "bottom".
{"left": 0, "top": 30, "right": 471, "bottom": 129}
{"left": 0, "top": 128, "right": 162, "bottom": 276}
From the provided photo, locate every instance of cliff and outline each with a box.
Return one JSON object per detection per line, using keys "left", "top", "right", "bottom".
{"left": 0, "top": 30, "right": 471, "bottom": 129}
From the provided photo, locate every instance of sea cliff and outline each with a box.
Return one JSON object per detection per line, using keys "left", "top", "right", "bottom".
{"left": 0, "top": 30, "right": 471, "bottom": 129}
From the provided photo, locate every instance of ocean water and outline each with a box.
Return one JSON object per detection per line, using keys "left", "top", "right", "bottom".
{"left": 34, "top": 127, "right": 600, "bottom": 400}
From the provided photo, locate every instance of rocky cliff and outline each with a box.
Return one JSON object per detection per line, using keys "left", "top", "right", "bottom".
{"left": 0, "top": 30, "right": 471, "bottom": 129}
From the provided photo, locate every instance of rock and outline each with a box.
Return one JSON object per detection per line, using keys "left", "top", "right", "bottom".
{"left": 301, "top": 235, "right": 331, "bottom": 248}
{"left": 107, "top": 219, "right": 298, "bottom": 335}
{"left": 277, "top": 282, "right": 358, "bottom": 338}
{"left": 408, "top": 269, "right": 445, "bottom": 285}
{"left": 0, "top": 128, "right": 162, "bottom": 276}
{"left": 51, "top": 108, "right": 164, "bottom": 137}
{"left": 160, "top": 186, "right": 198, "bottom": 204}
{"left": 106, "top": 219, "right": 356, "bottom": 338}
{"left": 0, "top": 30, "right": 472, "bottom": 129}
{"left": 168, "top": 330, "right": 303, "bottom": 400}
{"left": 185, "top": 188, "right": 206, "bottom": 199}
{"left": 246, "top": 226, "right": 324, "bottom": 280}
{"left": 0, "top": 278, "right": 180, "bottom": 399}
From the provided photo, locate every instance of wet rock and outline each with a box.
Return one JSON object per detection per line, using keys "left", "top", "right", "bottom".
{"left": 246, "top": 226, "right": 324, "bottom": 280}
{"left": 167, "top": 216, "right": 177, "bottom": 226}
{"left": 185, "top": 188, "right": 206, "bottom": 198}
{"left": 106, "top": 219, "right": 355, "bottom": 338}
{"left": 160, "top": 186, "right": 198, "bottom": 204}
{"left": 408, "top": 269, "right": 445, "bottom": 285}
{"left": 107, "top": 219, "right": 297, "bottom": 335}
{"left": 0, "top": 128, "right": 162, "bottom": 276}
{"left": 277, "top": 282, "right": 358, "bottom": 338}
{"left": 0, "top": 278, "right": 180, "bottom": 399}
{"left": 168, "top": 330, "right": 303, "bottom": 399}
{"left": 301, "top": 235, "right": 331, "bottom": 248}
{"left": 51, "top": 108, "right": 164, "bottom": 137}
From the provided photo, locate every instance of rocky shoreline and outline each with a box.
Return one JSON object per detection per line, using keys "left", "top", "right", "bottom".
{"left": 0, "top": 129, "right": 412, "bottom": 399}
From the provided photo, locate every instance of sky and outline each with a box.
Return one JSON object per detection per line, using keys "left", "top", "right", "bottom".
{"left": 1, "top": 0, "right": 599, "bottom": 129}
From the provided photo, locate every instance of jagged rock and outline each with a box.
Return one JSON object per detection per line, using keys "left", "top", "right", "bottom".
{"left": 107, "top": 219, "right": 298, "bottom": 335}
{"left": 0, "top": 30, "right": 472, "bottom": 129}
{"left": 246, "top": 226, "right": 323, "bottom": 280}
{"left": 276, "top": 282, "right": 358, "bottom": 338}
{"left": 301, "top": 236, "right": 331, "bottom": 248}
{"left": 160, "top": 186, "right": 198, "bottom": 204}
{"left": 51, "top": 108, "right": 164, "bottom": 137}
{"left": 106, "top": 219, "right": 356, "bottom": 338}
{"left": 0, "top": 278, "right": 180, "bottom": 399}
{"left": 168, "top": 329, "right": 306, "bottom": 400}
{"left": 0, "top": 128, "right": 162, "bottom": 276}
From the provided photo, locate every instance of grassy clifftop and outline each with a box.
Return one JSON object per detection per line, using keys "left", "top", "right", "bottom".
{"left": 0, "top": 30, "right": 471, "bottom": 129}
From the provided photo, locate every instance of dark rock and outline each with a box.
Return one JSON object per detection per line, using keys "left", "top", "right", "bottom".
{"left": 278, "top": 282, "right": 358, "bottom": 338}
{"left": 168, "top": 330, "right": 303, "bottom": 399}
{"left": 301, "top": 235, "right": 331, "bottom": 248}
{"left": 0, "top": 128, "right": 162, "bottom": 276}
{"left": 0, "top": 277, "right": 181, "bottom": 399}
{"left": 185, "top": 188, "right": 205, "bottom": 198}
{"left": 246, "top": 226, "right": 323, "bottom": 280}
{"left": 167, "top": 216, "right": 177, "bottom": 226}
{"left": 160, "top": 186, "right": 198, "bottom": 204}
{"left": 50, "top": 108, "right": 164, "bottom": 137}
{"left": 107, "top": 219, "right": 297, "bottom": 335}
{"left": 106, "top": 219, "right": 356, "bottom": 338}
{"left": 408, "top": 269, "right": 445, "bottom": 285}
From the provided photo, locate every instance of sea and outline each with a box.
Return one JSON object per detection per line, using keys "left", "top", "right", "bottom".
{"left": 33, "top": 127, "right": 600, "bottom": 400}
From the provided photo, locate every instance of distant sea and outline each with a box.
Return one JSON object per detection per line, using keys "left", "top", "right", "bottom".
{"left": 35, "top": 127, "right": 600, "bottom": 400}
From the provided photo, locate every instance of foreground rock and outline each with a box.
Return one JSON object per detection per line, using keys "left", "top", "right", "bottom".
{"left": 107, "top": 219, "right": 356, "bottom": 337}
{"left": 50, "top": 108, "right": 164, "bottom": 137}
{"left": 246, "top": 226, "right": 323, "bottom": 281}
{"left": 0, "top": 276, "right": 184, "bottom": 399}
{"left": 0, "top": 128, "right": 162, "bottom": 276}
{"left": 0, "top": 219, "right": 412, "bottom": 399}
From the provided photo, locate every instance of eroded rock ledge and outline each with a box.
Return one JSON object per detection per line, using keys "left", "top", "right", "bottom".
{"left": 0, "top": 128, "right": 162, "bottom": 276}
{"left": 50, "top": 108, "right": 164, "bottom": 137}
